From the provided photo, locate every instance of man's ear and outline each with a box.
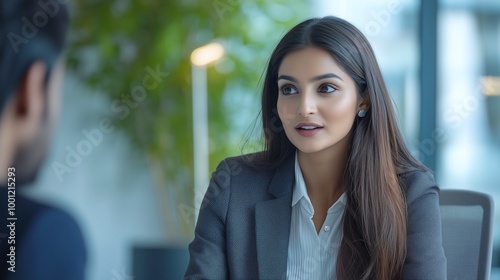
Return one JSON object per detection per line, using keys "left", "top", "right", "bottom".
{"left": 13, "top": 61, "right": 47, "bottom": 140}
{"left": 15, "top": 61, "right": 47, "bottom": 119}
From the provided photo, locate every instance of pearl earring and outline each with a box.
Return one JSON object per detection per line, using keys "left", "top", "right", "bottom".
{"left": 358, "top": 109, "right": 366, "bottom": 118}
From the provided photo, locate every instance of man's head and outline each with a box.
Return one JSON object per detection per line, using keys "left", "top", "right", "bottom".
{"left": 0, "top": 0, "right": 69, "bottom": 184}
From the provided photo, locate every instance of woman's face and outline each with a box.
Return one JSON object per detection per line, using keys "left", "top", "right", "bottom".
{"left": 277, "top": 46, "right": 363, "bottom": 155}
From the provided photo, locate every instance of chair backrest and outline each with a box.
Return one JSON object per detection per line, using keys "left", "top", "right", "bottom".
{"left": 440, "top": 189, "right": 494, "bottom": 280}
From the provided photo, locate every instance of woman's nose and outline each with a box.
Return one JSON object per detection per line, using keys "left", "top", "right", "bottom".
{"left": 297, "top": 91, "right": 317, "bottom": 117}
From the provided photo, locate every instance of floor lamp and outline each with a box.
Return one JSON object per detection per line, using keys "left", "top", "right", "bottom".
{"left": 190, "top": 42, "right": 224, "bottom": 222}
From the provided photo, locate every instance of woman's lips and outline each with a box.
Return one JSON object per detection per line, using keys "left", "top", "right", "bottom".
{"left": 295, "top": 123, "right": 323, "bottom": 137}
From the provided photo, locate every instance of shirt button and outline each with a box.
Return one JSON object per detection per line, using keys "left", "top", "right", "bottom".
{"left": 324, "top": 226, "right": 331, "bottom": 232}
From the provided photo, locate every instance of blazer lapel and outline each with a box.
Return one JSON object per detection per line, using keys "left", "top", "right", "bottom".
{"left": 255, "top": 155, "right": 295, "bottom": 279}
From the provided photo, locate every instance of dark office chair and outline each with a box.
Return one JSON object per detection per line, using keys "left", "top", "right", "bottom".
{"left": 133, "top": 245, "right": 188, "bottom": 280}
{"left": 440, "top": 189, "right": 494, "bottom": 280}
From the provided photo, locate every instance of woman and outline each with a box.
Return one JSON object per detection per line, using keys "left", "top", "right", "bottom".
{"left": 185, "top": 16, "right": 446, "bottom": 280}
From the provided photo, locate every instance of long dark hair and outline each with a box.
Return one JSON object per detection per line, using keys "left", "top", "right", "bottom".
{"left": 260, "top": 16, "right": 428, "bottom": 280}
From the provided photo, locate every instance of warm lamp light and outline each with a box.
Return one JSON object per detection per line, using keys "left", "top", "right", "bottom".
{"left": 481, "top": 76, "right": 500, "bottom": 96}
{"left": 190, "top": 42, "right": 225, "bottom": 67}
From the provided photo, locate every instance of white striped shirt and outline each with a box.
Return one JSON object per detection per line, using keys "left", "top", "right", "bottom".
{"left": 286, "top": 154, "right": 346, "bottom": 280}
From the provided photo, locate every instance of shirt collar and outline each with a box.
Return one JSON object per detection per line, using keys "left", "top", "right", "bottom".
{"left": 292, "top": 152, "right": 309, "bottom": 207}
{"left": 291, "top": 152, "right": 347, "bottom": 210}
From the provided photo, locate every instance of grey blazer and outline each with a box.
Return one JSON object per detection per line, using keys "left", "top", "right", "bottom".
{"left": 185, "top": 153, "right": 447, "bottom": 279}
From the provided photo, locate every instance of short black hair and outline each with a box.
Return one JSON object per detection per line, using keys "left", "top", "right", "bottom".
{"left": 0, "top": 0, "right": 69, "bottom": 113}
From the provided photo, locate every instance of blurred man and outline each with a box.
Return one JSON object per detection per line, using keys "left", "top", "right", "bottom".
{"left": 0, "top": 1, "right": 86, "bottom": 279}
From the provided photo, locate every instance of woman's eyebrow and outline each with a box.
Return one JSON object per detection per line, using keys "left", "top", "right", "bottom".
{"left": 277, "top": 75, "right": 298, "bottom": 83}
{"left": 310, "top": 73, "right": 343, "bottom": 82}
{"left": 277, "top": 73, "right": 343, "bottom": 82}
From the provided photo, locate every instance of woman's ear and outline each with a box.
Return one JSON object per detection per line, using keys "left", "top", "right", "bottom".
{"left": 358, "top": 90, "right": 371, "bottom": 111}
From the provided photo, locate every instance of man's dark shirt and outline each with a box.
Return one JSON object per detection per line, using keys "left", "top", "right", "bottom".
{"left": 0, "top": 185, "right": 86, "bottom": 280}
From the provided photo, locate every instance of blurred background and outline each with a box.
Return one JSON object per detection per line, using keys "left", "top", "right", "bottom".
{"left": 20, "top": 0, "right": 500, "bottom": 279}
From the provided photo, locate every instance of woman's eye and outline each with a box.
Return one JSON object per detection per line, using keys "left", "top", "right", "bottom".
{"left": 318, "top": 84, "right": 337, "bottom": 93}
{"left": 280, "top": 85, "right": 298, "bottom": 95}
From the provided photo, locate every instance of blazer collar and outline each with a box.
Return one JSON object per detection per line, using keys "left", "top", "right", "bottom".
{"left": 255, "top": 153, "right": 295, "bottom": 279}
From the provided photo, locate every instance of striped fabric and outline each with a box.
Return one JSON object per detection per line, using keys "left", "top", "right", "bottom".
{"left": 286, "top": 154, "right": 346, "bottom": 280}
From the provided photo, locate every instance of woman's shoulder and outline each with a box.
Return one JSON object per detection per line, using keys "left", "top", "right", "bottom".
{"left": 215, "top": 151, "right": 277, "bottom": 174}
{"left": 211, "top": 152, "right": 277, "bottom": 184}
{"left": 215, "top": 151, "right": 296, "bottom": 189}
{"left": 398, "top": 169, "right": 439, "bottom": 204}
{"left": 219, "top": 151, "right": 266, "bottom": 166}
{"left": 209, "top": 152, "right": 289, "bottom": 202}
